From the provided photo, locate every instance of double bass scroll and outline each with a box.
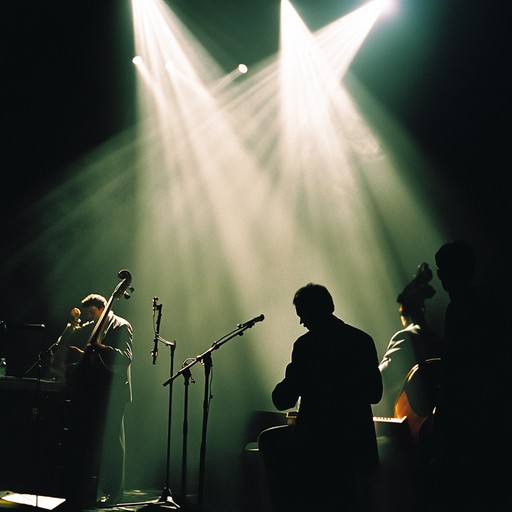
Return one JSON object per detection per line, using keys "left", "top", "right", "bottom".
{"left": 85, "top": 269, "right": 133, "bottom": 351}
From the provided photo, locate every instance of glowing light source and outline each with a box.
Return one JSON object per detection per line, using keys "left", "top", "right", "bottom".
{"left": 374, "top": 0, "right": 397, "bottom": 17}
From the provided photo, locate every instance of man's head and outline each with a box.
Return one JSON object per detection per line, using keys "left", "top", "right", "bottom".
{"left": 81, "top": 294, "right": 107, "bottom": 323}
{"left": 293, "top": 283, "right": 334, "bottom": 330}
{"left": 435, "top": 240, "right": 477, "bottom": 294}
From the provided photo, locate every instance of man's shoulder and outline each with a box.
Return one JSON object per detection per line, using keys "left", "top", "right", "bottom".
{"left": 112, "top": 314, "right": 133, "bottom": 330}
{"left": 391, "top": 323, "right": 419, "bottom": 339}
{"left": 340, "top": 319, "right": 373, "bottom": 340}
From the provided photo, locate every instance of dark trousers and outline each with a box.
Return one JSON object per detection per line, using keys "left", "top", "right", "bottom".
{"left": 258, "top": 425, "right": 364, "bottom": 512}
{"left": 62, "top": 396, "right": 126, "bottom": 506}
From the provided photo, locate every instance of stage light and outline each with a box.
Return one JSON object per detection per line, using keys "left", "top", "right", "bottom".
{"left": 238, "top": 64, "right": 248, "bottom": 74}
{"left": 375, "top": 0, "right": 397, "bottom": 17}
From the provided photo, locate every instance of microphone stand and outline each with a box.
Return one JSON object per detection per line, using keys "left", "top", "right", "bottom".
{"left": 1, "top": 322, "right": 48, "bottom": 508}
{"left": 24, "top": 327, "right": 54, "bottom": 378}
{"left": 18, "top": 323, "right": 51, "bottom": 506}
{"left": 163, "top": 314, "right": 264, "bottom": 512}
{"left": 197, "top": 353, "right": 211, "bottom": 512}
{"left": 179, "top": 365, "right": 194, "bottom": 508}
{"left": 139, "top": 300, "right": 180, "bottom": 511}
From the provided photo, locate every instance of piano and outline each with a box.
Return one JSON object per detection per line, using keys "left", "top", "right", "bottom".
{"left": 0, "top": 376, "right": 66, "bottom": 496}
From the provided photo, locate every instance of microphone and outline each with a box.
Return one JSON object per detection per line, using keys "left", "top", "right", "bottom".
{"left": 152, "top": 298, "right": 161, "bottom": 364}
{"left": 55, "top": 307, "right": 85, "bottom": 348}
{"left": 238, "top": 314, "right": 265, "bottom": 329}
{"left": 68, "top": 308, "right": 81, "bottom": 329}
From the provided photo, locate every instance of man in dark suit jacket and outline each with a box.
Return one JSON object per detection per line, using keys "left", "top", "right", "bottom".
{"left": 63, "top": 293, "right": 133, "bottom": 508}
{"left": 433, "top": 241, "right": 510, "bottom": 511}
{"left": 271, "top": 283, "right": 382, "bottom": 512}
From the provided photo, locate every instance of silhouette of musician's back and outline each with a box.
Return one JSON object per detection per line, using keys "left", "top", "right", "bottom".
{"left": 432, "top": 241, "right": 510, "bottom": 511}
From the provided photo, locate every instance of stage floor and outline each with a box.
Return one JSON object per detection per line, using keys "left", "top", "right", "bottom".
{"left": 0, "top": 490, "right": 189, "bottom": 512}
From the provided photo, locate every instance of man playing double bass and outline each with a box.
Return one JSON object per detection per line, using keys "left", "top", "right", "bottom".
{"left": 62, "top": 293, "right": 133, "bottom": 508}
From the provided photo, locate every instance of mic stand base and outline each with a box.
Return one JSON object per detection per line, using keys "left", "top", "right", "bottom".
{"left": 138, "top": 500, "right": 180, "bottom": 511}
{"left": 132, "top": 489, "right": 180, "bottom": 511}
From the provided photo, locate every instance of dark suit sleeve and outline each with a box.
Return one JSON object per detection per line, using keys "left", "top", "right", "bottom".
{"left": 349, "top": 330, "right": 383, "bottom": 405}
{"left": 272, "top": 339, "right": 304, "bottom": 411}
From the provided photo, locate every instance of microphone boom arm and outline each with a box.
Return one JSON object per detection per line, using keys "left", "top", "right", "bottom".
{"left": 163, "top": 314, "right": 264, "bottom": 386}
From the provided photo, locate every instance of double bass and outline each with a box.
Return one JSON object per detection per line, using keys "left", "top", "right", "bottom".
{"left": 393, "top": 356, "right": 442, "bottom": 464}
